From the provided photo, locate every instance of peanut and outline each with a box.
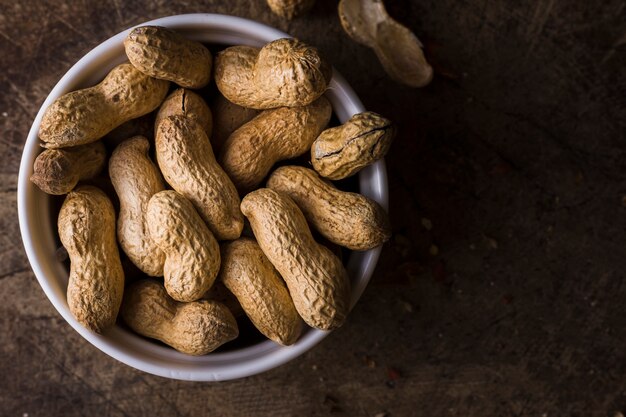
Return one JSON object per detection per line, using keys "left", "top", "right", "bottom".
{"left": 109, "top": 136, "right": 165, "bottom": 276}
{"left": 147, "top": 190, "right": 220, "bottom": 302}
{"left": 241, "top": 188, "right": 350, "bottom": 330}
{"left": 121, "top": 280, "right": 238, "bottom": 355}
{"left": 155, "top": 115, "right": 243, "bottom": 241}
{"left": 39, "top": 63, "right": 169, "bottom": 148}
{"left": 220, "top": 97, "right": 332, "bottom": 192}
{"left": 210, "top": 93, "right": 260, "bottom": 154}
{"left": 30, "top": 141, "right": 106, "bottom": 195}
{"left": 124, "top": 26, "right": 212, "bottom": 88}
{"left": 220, "top": 238, "right": 303, "bottom": 345}
{"left": 267, "top": 166, "right": 391, "bottom": 250}
{"left": 338, "top": 0, "right": 433, "bottom": 87}
{"left": 58, "top": 185, "right": 124, "bottom": 333}
{"left": 311, "top": 111, "right": 395, "bottom": 180}
{"left": 214, "top": 38, "right": 332, "bottom": 109}
{"left": 155, "top": 88, "right": 213, "bottom": 137}
{"left": 267, "top": 0, "right": 316, "bottom": 19}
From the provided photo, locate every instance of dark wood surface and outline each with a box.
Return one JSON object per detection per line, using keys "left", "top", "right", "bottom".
{"left": 1, "top": 0, "right": 626, "bottom": 416}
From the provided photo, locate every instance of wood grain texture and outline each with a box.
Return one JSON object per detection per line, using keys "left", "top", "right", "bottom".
{"left": 1, "top": 0, "right": 626, "bottom": 415}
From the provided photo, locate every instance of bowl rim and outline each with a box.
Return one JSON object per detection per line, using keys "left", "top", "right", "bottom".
{"left": 17, "top": 13, "right": 389, "bottom": 381}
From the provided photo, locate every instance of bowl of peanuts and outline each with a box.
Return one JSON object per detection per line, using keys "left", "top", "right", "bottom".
{"left": 18, "top": 13, "right": 392, "bottom": 381}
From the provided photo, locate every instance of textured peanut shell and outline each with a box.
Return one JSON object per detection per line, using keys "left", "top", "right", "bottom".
{"left": 58, "top": 186, "right": 125, "bottom": 333}
{"left": 220, "top": 238, "right": 303, "bottom": 345}
{"left": 210, "top": 93, "right": 260, "bottom": 154}
{"left": 214, "top": 38, "right": 332, "bottom": 109}
{"left": 121, "top": 280, "right": 238, "bottom": 355}
{"left": 311, "top": 111, "right": 395, "bottom": 180}
{"left": 156, "top": 116, "right": 243, "bottom": 240}
{"left": 338, "top": 0, "right": 433, "bottom": 87}
{"left": 147, "top": 191, "right": 220, "bottom": 302}
{"left": 220, "top": 97, "right": 331, "bottom": 192}
{"left": 30, "top": 141, "right": 106, "bottom": 195}
{"left": 267, "top": 166, "right": 391, "bottom": 250}
{"left": 155, "top": 88, "right": 213, "bottom": 137}
{"left": 267, "top": 0, "right": 316, "bottom": 19}
{"left": 39, "top": 63, "right": 169, "bottom": 148}
{"left": 241, "top": 188, "right": 350, "bottom": 330}
{"left": 124, "top": 26, "right": 212, "bottom": 88}
{"left": 109, "top": 136, "right": 165, "bottom": 276}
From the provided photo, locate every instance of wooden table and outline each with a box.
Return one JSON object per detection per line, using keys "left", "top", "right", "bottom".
{"left": 1, "top": 1, "right": 625, "bottom": 415}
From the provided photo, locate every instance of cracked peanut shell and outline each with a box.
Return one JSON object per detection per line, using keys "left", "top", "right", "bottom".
{"left": 241, "top": 188, "right": 351, "bottom": 330}
{"left": 311, "top": 111, "right": 395, "bottom": 180}
{"left": 155, "top": 88, "right": 213, "bottom": 137}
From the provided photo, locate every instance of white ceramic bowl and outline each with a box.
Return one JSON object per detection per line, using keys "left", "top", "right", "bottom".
{"left": 17, "top": 13, "right": 388, "bottom": 381}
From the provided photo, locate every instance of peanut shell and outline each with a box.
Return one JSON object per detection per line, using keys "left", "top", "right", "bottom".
{"left": 39, "top": 63, "right": 169, "bottom": 148}
{"left": 58, "top": 185, "right": 125, "bottom": 333}
{"left": 241, "top": 188, "right": 350, "bottom": 330}
{"left": 220, "top": 96, "right": 331, "bottom": 193}
{"left": 147, "top": 191, "right": 220, "bottom": 302}
{"left": 214, "top": 38, "right": 332, "bottom": 109}
{"left": 220, "top": 238, "right": 303, "bottom": 345}
{"left": 311, "top": 111, "right": 395, "bottom": 180}
{"left": 31, "top": 141, "right": 106, "bottom": 195}
{"left": 267, "top": 165, "right": 391, "bottom": 250}
{"left": 338, "top": 0, "right": 433, "bottom": 87}
{"left": 156, "top": 115, "right": 243, "bottom": 241}
{"left": 109, "top": 136, "right": 166, "bottom": 276}
{"left": 124, "top": 26, "right": 212, "bottom": 88}
{"left": 121, "top": 280, "right": 238, "bottom": 355}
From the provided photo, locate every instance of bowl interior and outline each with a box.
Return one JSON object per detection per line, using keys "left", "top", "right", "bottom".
{"left": 17, "top": 13, "right": 388, "bottom": 381}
